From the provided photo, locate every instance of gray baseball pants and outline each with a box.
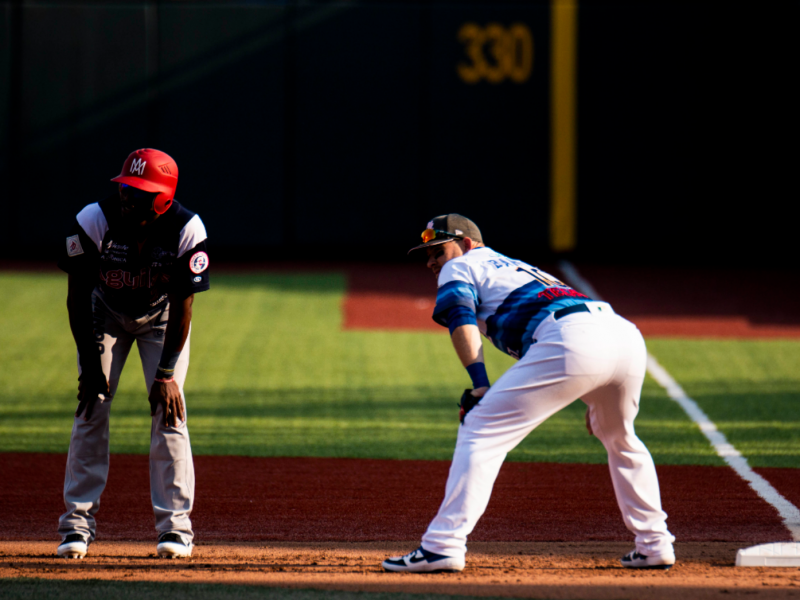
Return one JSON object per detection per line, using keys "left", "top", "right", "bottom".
{"left": 58, "top": 289, "right": 195, "bottom": 544}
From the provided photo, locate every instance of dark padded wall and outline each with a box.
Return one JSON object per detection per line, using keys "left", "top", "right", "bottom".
{"left": 426, "top": 4, "right": 550, "bottom": 260}
{"left": 0, "top": 1, "right": 794, "bottom": 266}
{"left": 156, "top": 4, "right": 287, "bottom": 249}
{"left": 577, "top": 4, "right": 796, "bottom": 266}
{"left": 291, "top": 5, "right": 423, "bottom": 248}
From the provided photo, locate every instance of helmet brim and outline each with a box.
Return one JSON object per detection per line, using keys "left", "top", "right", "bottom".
{"left": 407, "top": 238, "right": 456, "bottom": 255}
{"left": 111, "top": 175, "right": 173, "bottom": 196}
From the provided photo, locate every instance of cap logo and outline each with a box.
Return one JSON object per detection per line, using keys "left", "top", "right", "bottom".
{"left": 454, "top": 229, "right": 463, "bottom": 235}
{"left": 158, "top": 163, "right": 173, "bottom": 175}
{"left": 427, "top": 221, "right": 434, "bottom": 229}
{"left": 130, "top": 158, "right": 146, "bottom": 175}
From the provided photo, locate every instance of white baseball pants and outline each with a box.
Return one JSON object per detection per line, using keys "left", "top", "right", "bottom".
{"left": 58, "top": 290, "right": 195, "bottom": 544}
{"left": 421, "top": 302, "right": 675, "bottom": 559}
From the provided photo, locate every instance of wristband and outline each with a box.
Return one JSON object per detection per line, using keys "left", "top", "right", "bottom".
{"left": 466, "top": 362, "right": 490, "bottom": 389}
{"left": 156, "top": 350, "right": 182, "bottom": 381}
{"left": 155, "top": 367, "right": 174, "bottom": 381}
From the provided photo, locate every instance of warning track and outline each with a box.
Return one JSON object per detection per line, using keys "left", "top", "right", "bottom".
{"left": 343, "top": 264, "right": 800, "bottom": 338}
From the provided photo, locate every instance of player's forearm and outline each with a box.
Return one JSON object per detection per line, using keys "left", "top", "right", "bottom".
{"left": 66, "top": 274, "right": 102, "bottom": 376}
{"left": 163, "top": 297, "right": 192, "bottom": 353}
{"left": 155, "top": 294, "right": 193, "bottom": 380}
{"left": 451, "top": 324, "right": 490, "bottom": 394}
{"left": 450, "top": 324, "right": 485, "bottom": 368}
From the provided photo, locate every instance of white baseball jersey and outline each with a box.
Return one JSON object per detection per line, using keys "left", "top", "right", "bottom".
{"left": 433, "top": 247, "right": 590, "bottom": 359}
{"left": 418, "top": 248, "right": 675, "bottom": 562}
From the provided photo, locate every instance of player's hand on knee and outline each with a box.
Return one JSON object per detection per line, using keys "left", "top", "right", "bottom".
{"left": 149, "top": 380, "right": 185, "bottom": 428}
{"left": 76, "top": 371, "right": 109, "bottom": 421}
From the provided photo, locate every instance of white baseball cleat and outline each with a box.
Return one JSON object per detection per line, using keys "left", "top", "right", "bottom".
{"left": 621, "top": 549, "right": 675, "bottom": 570}
{"left": 157, "top": 532, "right": 193, "bottom": 559}
{"left": 382, "top": 546, "right": 465, "bottom": 573}
{"left": 57, "top": 533, "right": 88, "bottom": 559}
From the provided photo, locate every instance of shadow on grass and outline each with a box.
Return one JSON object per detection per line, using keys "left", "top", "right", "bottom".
{"left": 6, "top": 382, "right": 796, "bottom": 466}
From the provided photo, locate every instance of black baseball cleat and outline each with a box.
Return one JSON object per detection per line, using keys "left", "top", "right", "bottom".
{"left": 57, "top": 533, "right": 88, "bottom": 559}
{"left": 621, "top": 549, "right": 675, "bottom": 570}
{"left": 382, "top": 546, "right": 465, "bottom": 573}
{"left": 157, "top": 532, "right": 193, "bottom": 559}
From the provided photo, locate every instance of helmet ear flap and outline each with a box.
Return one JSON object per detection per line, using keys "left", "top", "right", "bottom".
{"left": 153, "top": 192, "right": 172, "bottom": 215}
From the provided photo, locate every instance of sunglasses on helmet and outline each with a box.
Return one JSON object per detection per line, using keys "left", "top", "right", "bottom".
{"left": 421, "top": 228, "right": 463, "bottom": 244}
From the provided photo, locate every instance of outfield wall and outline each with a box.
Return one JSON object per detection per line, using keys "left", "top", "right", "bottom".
{"left": 0, "top": 1, "right": 793, "bottom": 266}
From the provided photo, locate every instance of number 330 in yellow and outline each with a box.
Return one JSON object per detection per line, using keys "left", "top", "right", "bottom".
{"left": 457, "top": 23, "right": 534, "bottom": 84}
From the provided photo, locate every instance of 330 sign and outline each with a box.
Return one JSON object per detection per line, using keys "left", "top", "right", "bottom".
{"left": 457, "top": 22, "right": 534, "bottom": 84}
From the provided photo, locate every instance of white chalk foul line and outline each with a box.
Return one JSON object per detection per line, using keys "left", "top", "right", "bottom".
{"left": 558, "top": 260, "right": 800, "bottom": 541}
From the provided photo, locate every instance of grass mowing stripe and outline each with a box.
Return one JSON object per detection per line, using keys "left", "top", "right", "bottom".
{"left": 0, "top": 272, "right": 773, "bottom": 466}
{"left": 0, "top": 579, "right": 536, "bottom": 600}
{"left": 560, "top": 261, "right": 800, "bottom": 540}
{"left": 644, "top": 339, "right": 800, "bottom": 468}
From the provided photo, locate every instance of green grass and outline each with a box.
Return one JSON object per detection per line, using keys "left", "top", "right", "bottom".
{"left": 0, "top": 272, "right": 797, "bottom": 468}
{"left": 0, "top": 580, "right": 545, "bottom": 600}
{"left": 647, "top": 338, "right": 800, "bottom": 468}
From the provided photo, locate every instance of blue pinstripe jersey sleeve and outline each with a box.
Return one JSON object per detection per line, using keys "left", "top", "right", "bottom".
{"left": 432, "top": 280, "right": 479, "bottom": 328}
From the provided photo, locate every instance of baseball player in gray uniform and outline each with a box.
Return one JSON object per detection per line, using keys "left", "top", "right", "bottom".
{"left": 383, "top": 214, "right": 675, "bottom": 572}
{"left": 56, "top": 149, "right": 209, "bottom": 559}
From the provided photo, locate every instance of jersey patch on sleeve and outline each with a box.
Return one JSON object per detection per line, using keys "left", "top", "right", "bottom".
{"left": 66, "top": 235, "right": 84, "bottom": 257}
{"left": 189, "top": 251, "right": 209, "bottom": 274}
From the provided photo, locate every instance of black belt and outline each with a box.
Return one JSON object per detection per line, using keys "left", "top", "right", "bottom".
{"left": 553, "top": 303, "right": 590, "bottom": 320}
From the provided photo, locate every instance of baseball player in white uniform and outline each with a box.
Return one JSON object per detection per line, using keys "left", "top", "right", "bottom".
{"left": 56, "top": 149, "right": 209, "bottom": 560}
{"left": 383, "top": 214, "right": 675, "bottom": 572}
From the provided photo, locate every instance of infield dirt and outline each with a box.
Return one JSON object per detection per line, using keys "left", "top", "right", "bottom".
{"left": 3, "top": 540, "right": 799, "bottom": 599}
{"left": 2, "top": 454, "right": 799, "bottom": 598}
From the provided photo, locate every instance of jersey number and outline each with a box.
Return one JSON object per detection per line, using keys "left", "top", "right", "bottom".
{"left": 515, "top": 265, "right": 565, "bottom": 287}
